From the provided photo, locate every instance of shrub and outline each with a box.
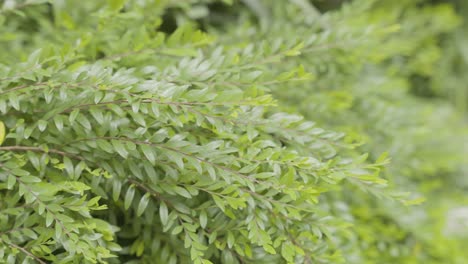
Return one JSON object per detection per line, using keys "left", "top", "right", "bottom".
{"left": 0, "top": 0, "right": 466, "bottom": 263}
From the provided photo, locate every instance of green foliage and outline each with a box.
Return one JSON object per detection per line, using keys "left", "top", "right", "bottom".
{"left": 0, "top": 0, "right": 466, "bottom": 263}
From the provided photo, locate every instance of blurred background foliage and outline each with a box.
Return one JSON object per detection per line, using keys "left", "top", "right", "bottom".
{"left": 151, "top": 0, "right": 468, "bottom": 262}
{"left": 0, "top": 0, "right": 467, "bottom": 263}
{"left": 190, "top": 0, "right": 468, "bottom": 261}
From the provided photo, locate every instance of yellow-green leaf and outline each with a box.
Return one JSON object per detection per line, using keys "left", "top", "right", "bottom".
{"left": 0, "top": 121, "right": 5, "bottom": 145}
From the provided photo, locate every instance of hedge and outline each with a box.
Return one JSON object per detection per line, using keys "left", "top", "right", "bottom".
{"left": 0, "top": 0, "right": 466, "bottom": 263}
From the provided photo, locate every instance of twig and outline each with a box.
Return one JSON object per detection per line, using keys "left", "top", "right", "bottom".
{"left": 0, "top": 146, "right": 84, "bottom": 160}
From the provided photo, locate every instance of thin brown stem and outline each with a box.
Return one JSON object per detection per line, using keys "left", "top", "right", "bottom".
{"left": 0, "top": 146, "right": 84, "bottom": 160}
{"left": 3, "top": 240, "right": 47, "bottom": 264}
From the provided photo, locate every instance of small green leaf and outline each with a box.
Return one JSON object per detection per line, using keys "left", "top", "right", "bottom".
{"left": 0, "top": 121, "right": 6, "bottom": 145}
{"left": 46, "top": 211, "right": 54, "bottom": 227}
{"left": 263, "top": 244, "right": 276, "bottom": 254}
{"left": 112, "top": 139, "right": 128, "bottom": 158}
{"left": 20, "top": 176, "right": 41, "bottom": 183}
{"left": 54, "top": 116, "right": 64, "bottom": 131}
{"left": 172, "top": 225, "right": 183, "bottom": 235}
{"left": 23, "top": 229, "right": 37, "bottom": 240}
{"left": 37, "top": 120, "right": 48, "bottom": 132}
{"left": 69, "top": 109, "right": 79, "bottom": 124}
{"left": 174, "top": 186, "right": 191, "bottom": 198}
{"left": 97, "top": 140, "right": 113, "bottom": 153}
{"left": 137, "top": 193, "right": 151, "bottom": 216}
{"left": 113, "top": 180, "right": 122, "bottom": 201}
{"left": 199, "top": 211, "right": 207, "bottom": 228}
{"left": 284, "top": 42, "right": 304, "bottom": 56}
{"left": 141, "top": 144, "right": 156, "bottom": 164}
{"left": 108, "top": 0, "right": 125, "bottom": 11}
{"left": 12, "top": 168, "right": 29, "bottom": 176}
{"left": 227, "top": 231, "right": 235, "bottom": 248}
{"left": 376, "top": 151, "right": 390, "bottom": 164}
{"left": 124, "top": 185, "right": 135, "bottom": 210}
{"left": 160, "top": 201, "right": 168, "bottom": 225}
{"left": 213, "top": 196, "right": 225, "bottom": 212}
{"left": 55, "top": 222, "right": 62, "bottom": 238}
{"left": 7, "top": 175, "right": 16, "bottom": 189}
{"left": 63, "top": 157, "right": 74, "bottom": 178}
{"left": 166, "top": 152, "right": 184, "bottom": 169}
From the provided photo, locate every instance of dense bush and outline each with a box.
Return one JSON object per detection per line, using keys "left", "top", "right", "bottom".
{"left": 0, "top": 0, "right": 466, "bottom": 263}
